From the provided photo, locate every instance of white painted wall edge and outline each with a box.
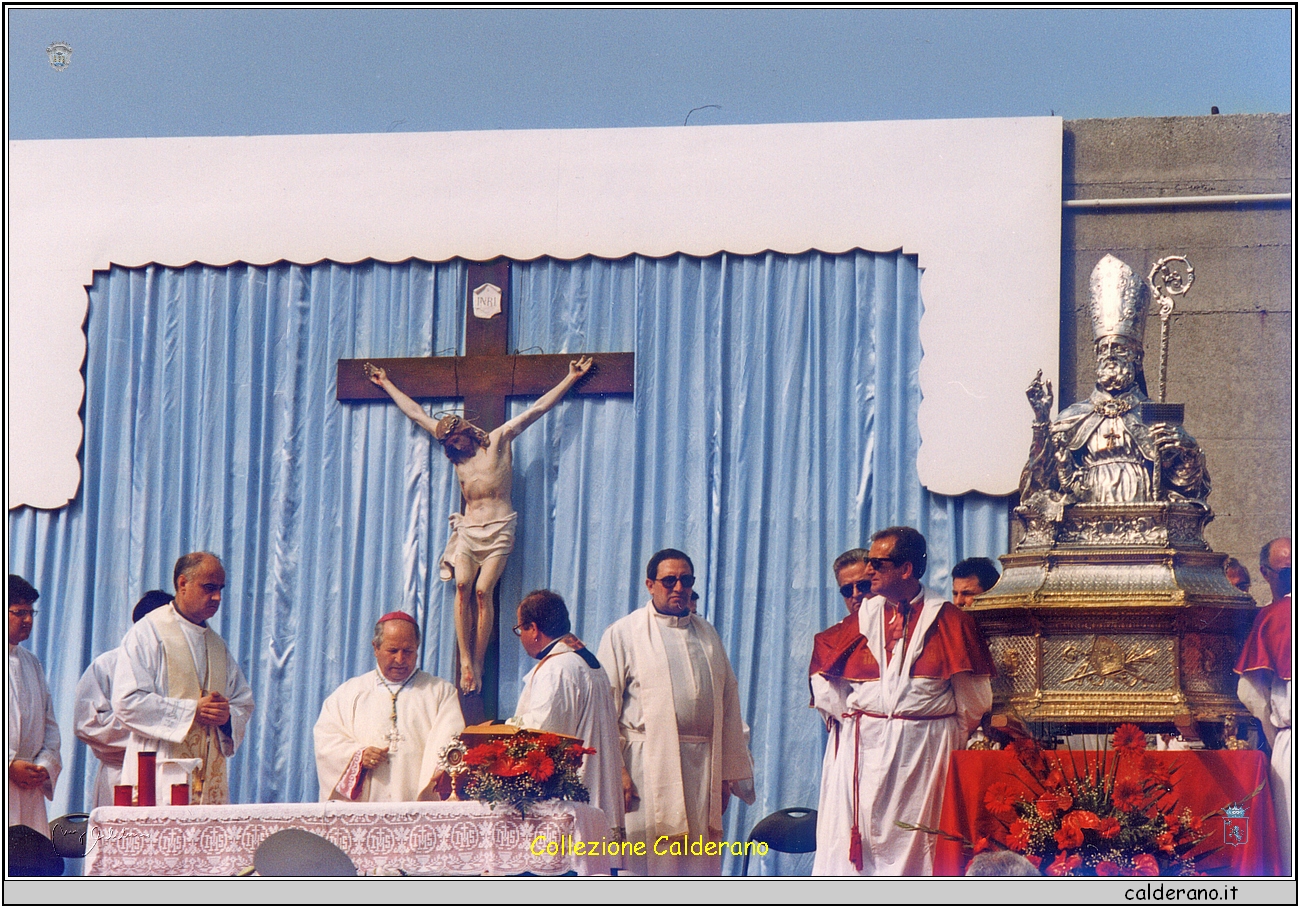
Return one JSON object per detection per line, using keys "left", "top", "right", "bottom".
{"left": 7, "top": 117, "right": 1062, "bottom": 509}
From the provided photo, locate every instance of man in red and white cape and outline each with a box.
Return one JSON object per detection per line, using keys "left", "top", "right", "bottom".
{"left": 1235, "top": 536, "right": 1291, "bottom": 874}
{"left": 314, "top": 611, "right": 464, "bottom": 802}
{"left": 811, "top": 527, "right": 993, "bottom": 876}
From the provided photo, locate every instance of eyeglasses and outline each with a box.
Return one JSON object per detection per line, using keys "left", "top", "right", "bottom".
{"left": 839, "top": 580, "right": 872, "bottom": 598}
{"left": 654, "top": 574, "right": 696, "bottom": 590}
{"left": 512, "top": 623, "right": 525, "bottom": 637}
{"left": 8, "top": 609, "right": 37, "bottom": 619}
{"left": 867, "top": 557, "right": 900, "bottom": 571}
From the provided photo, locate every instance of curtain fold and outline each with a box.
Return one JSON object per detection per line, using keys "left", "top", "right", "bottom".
{"left": 8, "top": 250, "right": 1008, "bottom": 875}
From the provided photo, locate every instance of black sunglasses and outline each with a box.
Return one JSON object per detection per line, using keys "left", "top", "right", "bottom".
{"left": 839, "top": 580, "right": 872, "bottom": 598}
{"left": 867, "top": 557, "right": 899, "bottom": 570}
{"left": 654, "top": 574, "right": 696, "bottom": 590}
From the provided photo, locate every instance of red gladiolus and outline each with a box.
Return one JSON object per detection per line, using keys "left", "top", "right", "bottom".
{"left": 1156, "top": 831, "right": 1175, "bottom": 853}
{"left": 1098, "top": 817, "right": 1122, "bottom": 839}
{"left": 1113, "top": 778, "right": 1145, "bottom": 812}
{"left": 1096, "top": 861, "right": 1121, "bottom": 876}
{"left": 1063, "top": 810, "right": 1101, "bottom": 831}
{"left": 1112, "top": 723, "right": 1147, "bottom": 755}
{"left": 1036, "top": 796, "right": 1061, "bottom": 819}
{"left": 1132, "top": 854, "right": 1160, "bottom": 876}
{"left": 1054, "top": 790, "right": 1074, "bottom": 812}
{"left": 1055, "top": 824, "right": 1084, "bottom": 850}
{"left": 971, "top": 836, "right": 991, "bottom": 855}
{"left": 536, "top": 733, "right": 562, "bottom": 750}
{"left": 1047, "top": 853, "right": 1082, "bottom": 876}
{"left": 983, "top": 781, "right": 1021, "bottom": 822}
{"left": 1044, "top": 768, "right": 1065, "bottom": 790}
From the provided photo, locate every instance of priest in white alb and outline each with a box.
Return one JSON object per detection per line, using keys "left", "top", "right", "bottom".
{"left": 113, "top": 553, "right": 255, "bottom": 805}
{"left": 597, "top": 550, "right": 755, "bottom": 875}
{"left": 314, "top": 611, "right": 465, "bottom": 801}
{"left": 8, "top": 575, "right": 62, "bottom": 831}
{"left": 509, "top": 589, "right": 625, "bottom": 845}
{"left": 74, "top": 590, "right": 172, "bottom": 808}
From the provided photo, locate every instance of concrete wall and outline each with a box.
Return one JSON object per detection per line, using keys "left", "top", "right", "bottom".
{"left": 1061, "top": 114, "right": 1293, "bottom": 602}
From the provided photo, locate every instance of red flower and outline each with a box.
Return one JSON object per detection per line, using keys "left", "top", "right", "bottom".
{"left": 536, "top": 732, "right": 562, "bottom": 750}
{"left": 521, "top": 750, "right": 555, "bottom": 782}
{"left": 1063, "top": 810, "right": 1101, "bottom": 831}
{"left": 1054, "top": 790, "right": 1074, "bottom": 812}
{"left": 1186, "top": 815, "right": 1204, "bottom": 835}
{"left": 1036, "top": 796, "right": 1061, "bottom": 819}
{"left": 1047, "top": 853, "right": 1082, "bottom": 876}
{"left": 1007, "top": 820, "right": 1031, "bottom": 851}
{"left": 1132, "top": 854, "right": 1160, "bottom": 876}
{"left": 1096, "top": 860, "right": 1122, "bottom": 876}
{"left": 971, "top": 836, "right": 991, "bottom": 855}
{"left": 1112, "top": 723, "right": 1147, "bottom": 755}
{"left": 1044, "top": 768, "right": 1065, "bottom": 790}
{"left": 463, "top": 741, "right": 507, "bottom": 767}
{"left": 1055, "top": 824, "right": 1084, "bottom": 850}
{"left": 983, "top": 781, "right": 1021, "bottom": 822}
{"left": 1098, "top": 817, "right": 1122, "bottom": 839}
{"left": 1113, "top": 778, "right": 1145, "bottom": 812}
{"left": 1010, "top": 738, "right": 1047, "bottom": 774}
{"left": 492, "top": 758, "right": 528, "bottom": 777}
{"left": 1156, "top": 831, "right": 1176, "bottom": 853}
{"left": 1139, "top": 753, "right": 1173, "bottom": 788}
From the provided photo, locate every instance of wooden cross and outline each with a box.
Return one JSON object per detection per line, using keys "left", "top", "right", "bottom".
{"left": 337, "top": 260, "right": 635, "bottom": 720}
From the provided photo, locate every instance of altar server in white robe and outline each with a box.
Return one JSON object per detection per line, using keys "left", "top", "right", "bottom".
{"left": 74, "top": 591, "right": 171, "bottom": 808}
{"left": 314, "top": 611, "right": 465, "bottom": 802}
{"left": 8, "top": 575, "right": 61, "bottom": 831}
{"left": 509, "top": 590, "right": 625, "bottom": 844}
{"left": 113, "top": 553, "right": 255, "bottom": 805}
{"left": 812, "top": 527, "right": 993, "bottom": 876}
{"left": 598, "top": 550, "right": 755, "bottom": 876}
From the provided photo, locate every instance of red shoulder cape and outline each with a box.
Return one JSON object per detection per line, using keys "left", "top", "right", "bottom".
{"left": 1235, "top": 596, "right": 1292, "bottom": 681}
{"left": 808, "top": 601, "right": 996, "bottom": 683}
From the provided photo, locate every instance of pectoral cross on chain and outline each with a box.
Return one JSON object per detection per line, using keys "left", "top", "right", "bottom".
{"left": 385, "top": 725, "right": 406, "bottom": 755}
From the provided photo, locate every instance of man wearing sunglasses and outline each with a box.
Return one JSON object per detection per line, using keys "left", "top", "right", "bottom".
{"left": 597, "top": 549, "right": 755, "bottom": 875}
{"left": 8, "top": 574, "right": 62, "bottom": 833}
{"left": 812, "top": 527, "right": 994, "bottom": 876}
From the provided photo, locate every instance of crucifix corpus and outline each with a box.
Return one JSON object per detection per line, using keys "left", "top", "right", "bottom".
{"left": 337, "top": 261, "right": 634, "bottom": 713}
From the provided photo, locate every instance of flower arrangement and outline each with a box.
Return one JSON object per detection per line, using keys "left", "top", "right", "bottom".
{"left": 441, "top": 728, "right": 594, "bottom": 814}
{"left": 977, "top": 725, "right": 1217, "bottom": 876}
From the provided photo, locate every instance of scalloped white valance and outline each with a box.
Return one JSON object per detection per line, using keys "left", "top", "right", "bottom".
{"left": 8, "top": 117, "right": 1061, "bottom": 508}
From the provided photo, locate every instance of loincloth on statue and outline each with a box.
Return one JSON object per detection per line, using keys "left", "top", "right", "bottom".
{"left": 439, "top": 512, "right": 518, "bottom": 581}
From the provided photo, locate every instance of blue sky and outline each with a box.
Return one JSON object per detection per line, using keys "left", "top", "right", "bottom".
{"left": 6, "top": 8, "right": 1292, "bottom": 140}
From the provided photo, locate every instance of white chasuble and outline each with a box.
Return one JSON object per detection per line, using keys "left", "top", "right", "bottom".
{"left": 511, "top": 639, "right": 626, "bottom": 844}
{"left": 597, "top": 603, "right": 755, "bottom": 876}
{"left": 8, "top": 644, "right": 62, "bottom": 831}
{"left": 314, "top": 670, "right": 464, "bottom": 802}
{"left": 113, "top": 604, "right": 254, "bottom": 805}
{"left": 74, "top": 649, "right": 132, "bottom": 809}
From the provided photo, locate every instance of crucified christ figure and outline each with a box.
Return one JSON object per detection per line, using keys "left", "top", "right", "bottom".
{"left": 365, "top": 356, "right": 593, "bottom": 693}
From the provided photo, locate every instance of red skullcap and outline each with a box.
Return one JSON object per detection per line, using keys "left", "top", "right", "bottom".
{"left": 378, "top": 611, "right": 418, "bottom": 628}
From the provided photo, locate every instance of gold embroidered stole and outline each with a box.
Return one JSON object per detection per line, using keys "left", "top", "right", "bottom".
{"left": 149, "top": 606, "right": 230, "bottom": 804}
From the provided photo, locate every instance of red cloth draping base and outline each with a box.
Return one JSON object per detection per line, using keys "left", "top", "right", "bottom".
{"left": 933, "top": 750, "right": 1283, "bottom": 876}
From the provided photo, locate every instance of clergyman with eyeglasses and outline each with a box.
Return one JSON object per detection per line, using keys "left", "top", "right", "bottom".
{"left": 596, "top": 549, "right": 755, "bottom": 874}
{"left": 810, "top": 527, "right": 994, "bottom": 876}
{"left": 8, "top": 574, "right": 62, "bottom": 833}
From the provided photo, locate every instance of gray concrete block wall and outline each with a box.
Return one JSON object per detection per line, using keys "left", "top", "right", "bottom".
{"left": 1061, "top": 114, "right": 1293, "bottom": 601}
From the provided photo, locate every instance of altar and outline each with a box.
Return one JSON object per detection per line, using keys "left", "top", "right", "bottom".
{"left": 933, "top": 750, "right": 1284, "bottom": 876}
{"left": 85, "top": 800, "right": 614, "bottom": 876}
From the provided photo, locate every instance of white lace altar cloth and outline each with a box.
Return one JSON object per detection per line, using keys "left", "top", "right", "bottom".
{"left": 85, "top": 799, "right": 612, "bottom": 876}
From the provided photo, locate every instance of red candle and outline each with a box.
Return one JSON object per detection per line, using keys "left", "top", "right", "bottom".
{"left": 137, "top": 751, "right": 157, "bottom": 807}
{"left": 171, "top": 783, "right": 190, "bottom": 806}
{"left": 113, "top": 784, "right": 134, "bottom": 807}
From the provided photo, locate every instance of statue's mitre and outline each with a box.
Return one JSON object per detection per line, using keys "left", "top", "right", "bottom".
{"left": 1088, "top": 254, "right": 1148, "bottom": 345}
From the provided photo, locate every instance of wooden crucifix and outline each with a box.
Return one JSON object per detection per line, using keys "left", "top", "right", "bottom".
{"left": 337, "top": 260, "right": 634, "bottom": 722}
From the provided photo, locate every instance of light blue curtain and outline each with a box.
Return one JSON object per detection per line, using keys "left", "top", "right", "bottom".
{"left": 8, "top": 250, "right": 1008, "bottom": 874}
